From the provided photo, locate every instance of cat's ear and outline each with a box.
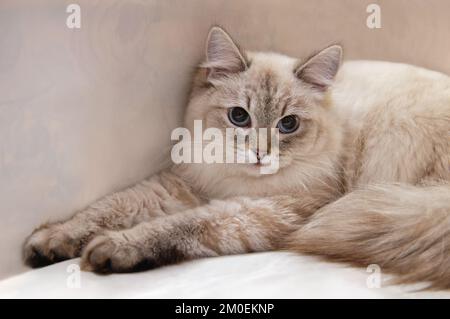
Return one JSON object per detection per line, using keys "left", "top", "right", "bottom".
{"left": 295, "top": 45, "right": 342, "bottom": 91}
{"left": 202, "top": 26, "right": 248, "bottom": 81}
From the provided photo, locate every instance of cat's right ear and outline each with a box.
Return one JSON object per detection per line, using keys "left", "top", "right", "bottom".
{"left": 202, "top": 26, "right": 248, "bottom": 81}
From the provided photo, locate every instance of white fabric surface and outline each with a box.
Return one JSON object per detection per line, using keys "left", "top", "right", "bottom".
{"left": 1, "top": 252, "right": 449, "bottom": 299}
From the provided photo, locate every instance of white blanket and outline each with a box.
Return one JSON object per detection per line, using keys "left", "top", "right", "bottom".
{"left": 1, "top": 252, "right": 448, "bottom": 298}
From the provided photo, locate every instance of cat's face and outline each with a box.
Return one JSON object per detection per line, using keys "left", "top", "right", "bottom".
{"left": 184, "top": 27, "right": 342, "bottom": 178}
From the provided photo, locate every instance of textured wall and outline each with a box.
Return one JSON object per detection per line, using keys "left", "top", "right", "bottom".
{"left": 1, "top": 0, "right": 449, "bottom": 280}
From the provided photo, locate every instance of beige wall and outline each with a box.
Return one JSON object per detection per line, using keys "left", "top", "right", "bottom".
{"left": 1, "top": 0, "right": 449, "bottom": 280}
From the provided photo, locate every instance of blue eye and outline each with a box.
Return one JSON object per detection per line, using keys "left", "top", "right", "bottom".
{"left": 228, "top": 107, "right": 251, "bottom": 127}
{"left": 277, "top": 115, "right": 299, "bottom": 134}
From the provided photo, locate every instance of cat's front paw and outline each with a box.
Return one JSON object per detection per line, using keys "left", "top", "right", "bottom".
{"left": 80, "top": 233, "right": 157, "bottom": 273}
{"left": 23, "top": 224, "right": 84, "bottom": 268}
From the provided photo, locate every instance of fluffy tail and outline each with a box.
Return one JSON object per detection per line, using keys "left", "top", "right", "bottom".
{"left": 286, "top": 182, "right": 450, "bottom": 289}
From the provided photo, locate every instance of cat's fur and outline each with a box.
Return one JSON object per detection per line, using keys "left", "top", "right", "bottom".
{"left": 23, "top": 27, "right": 450, "bottom": 289}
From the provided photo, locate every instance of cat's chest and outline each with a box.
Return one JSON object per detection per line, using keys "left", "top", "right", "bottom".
{"left": 202, "top": 179, "right": 292, "bottom": 199}
{"left": 185, "top": 167, "right": 307, "bottom": 199}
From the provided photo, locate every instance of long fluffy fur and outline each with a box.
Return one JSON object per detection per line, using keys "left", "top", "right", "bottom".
{"left": 286, "top": 182, "right": 450, "bottom": 289}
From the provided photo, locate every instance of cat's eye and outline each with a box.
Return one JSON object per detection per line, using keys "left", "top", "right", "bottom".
{"left": 277, "top": 115, "right": 299, "bottom": 134}
{"left": 228, "top": 107, "right": 251, "bottom": 127}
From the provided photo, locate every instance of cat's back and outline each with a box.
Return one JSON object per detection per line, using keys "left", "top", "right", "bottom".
{"left": 333, "top": 60, "right": 450, "bottom": 185}
{"left": 332, "top": 60, "right": 450, "bottom": 121}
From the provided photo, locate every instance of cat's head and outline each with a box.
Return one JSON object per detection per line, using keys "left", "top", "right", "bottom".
{"left": 183, "top": 26, "right": 343, "bottom": 179}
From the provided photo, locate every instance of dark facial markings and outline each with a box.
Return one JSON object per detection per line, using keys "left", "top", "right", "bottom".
{"left": 244, "top": 70, "right": 303, "bottom": 131}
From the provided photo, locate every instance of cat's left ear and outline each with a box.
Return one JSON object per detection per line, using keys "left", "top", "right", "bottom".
{"left": 295, "top": 45, "right": 342, "bottom": 91}
{"left": 202, "top": 26, "right": 248, "bottom": 81}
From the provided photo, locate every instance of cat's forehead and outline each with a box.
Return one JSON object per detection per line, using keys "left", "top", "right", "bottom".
{"left": 243, "top": 52, "right": 298, "bottom": 98}
{"left": 243, "top": 52, "right": 301, "bottom": 119}
{"left": 212, "top": 51, "right": 306, "bottom": 122}
{"left": 246, "top": 52, "right": 297, "bottom": 82}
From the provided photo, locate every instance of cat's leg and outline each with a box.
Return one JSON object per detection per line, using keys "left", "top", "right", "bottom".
{"left": 23, "top": 171, "right": 201, "bottom": 267}
{"left": 80, "top": 195, "right": 309, "bottom": 273}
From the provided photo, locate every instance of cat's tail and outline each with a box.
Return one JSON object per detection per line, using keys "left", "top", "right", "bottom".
{"left": 286, "top": 182, "right": 450, "bottom": 289}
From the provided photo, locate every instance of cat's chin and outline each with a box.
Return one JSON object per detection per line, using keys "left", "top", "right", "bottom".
{"left": 237, "top": 163, "right": 281, "bottom": 178}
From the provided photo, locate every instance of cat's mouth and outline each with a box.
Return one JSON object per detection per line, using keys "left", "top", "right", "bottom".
{"left": 246, "top": 159, "right": 279, "bottom": 175}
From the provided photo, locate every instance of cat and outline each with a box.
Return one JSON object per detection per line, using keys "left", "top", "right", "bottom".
{"left": 23, "top": 26, "right": 450, "bottom": 289}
